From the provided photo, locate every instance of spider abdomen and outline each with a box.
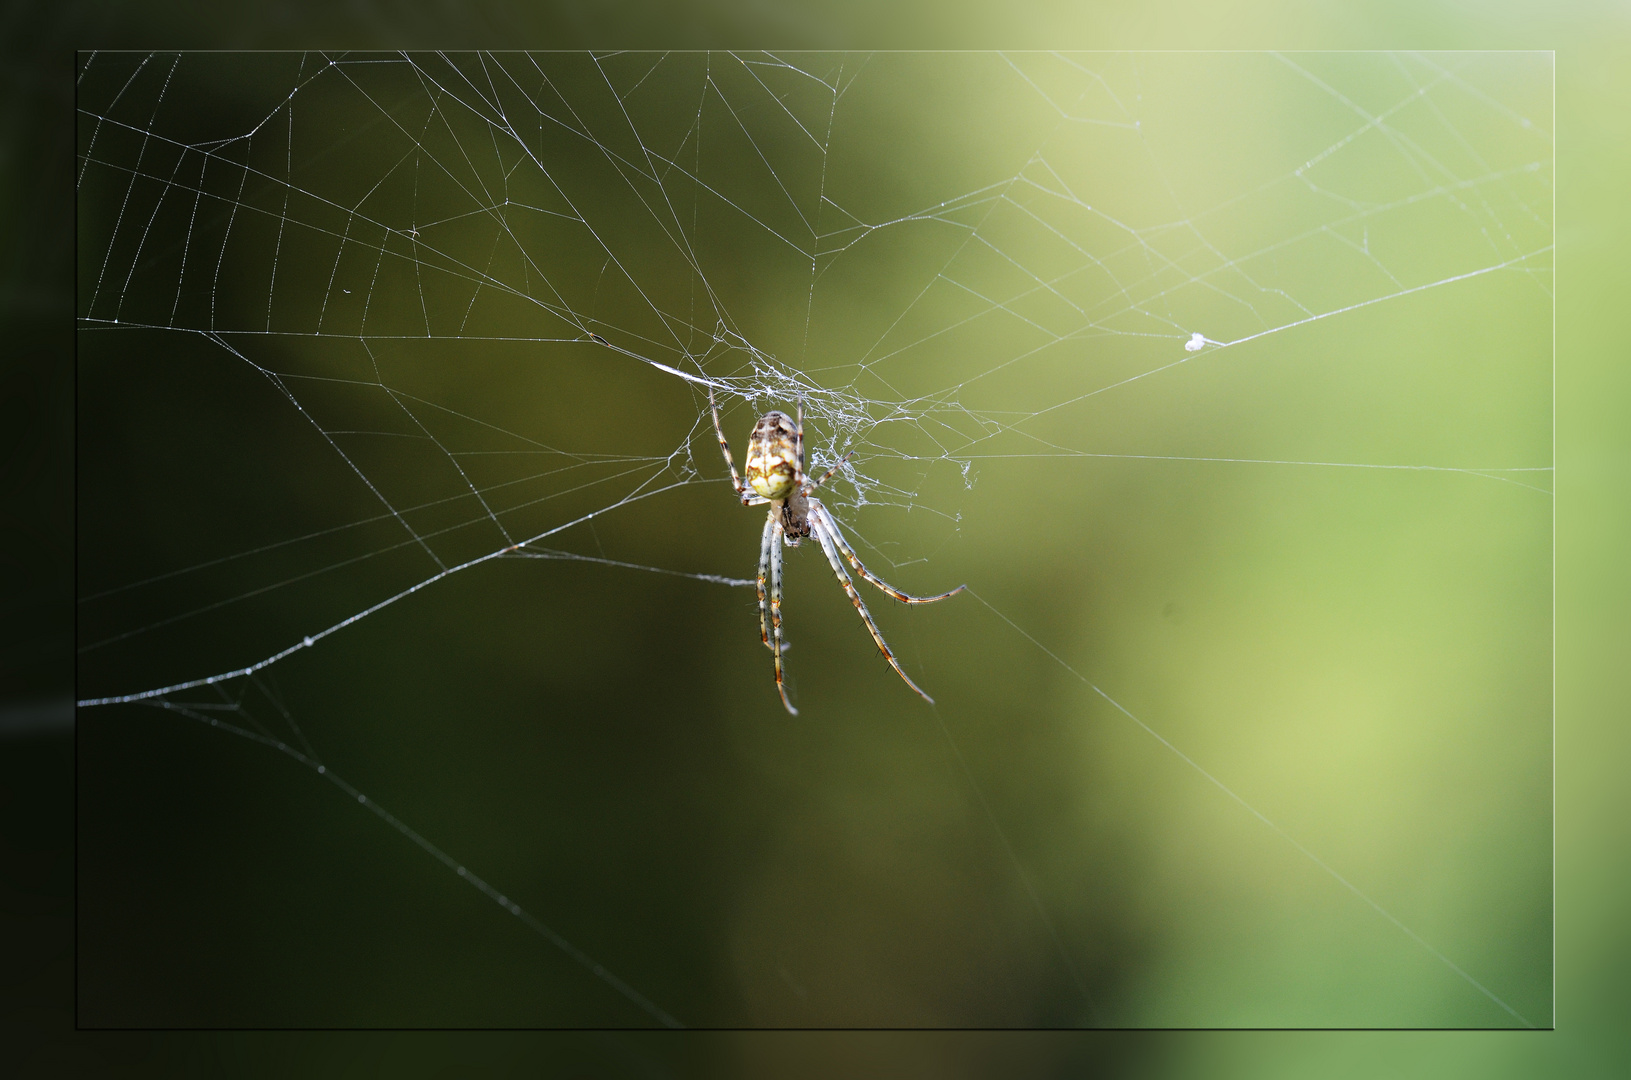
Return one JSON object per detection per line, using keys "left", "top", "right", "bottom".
{"left": 745, "top": 411, "right": 799, "bottom": 501}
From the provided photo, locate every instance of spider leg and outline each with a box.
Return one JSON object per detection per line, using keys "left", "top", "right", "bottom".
{"left": 810, "top": 512, "right": 936, "bottom": 704}
{"left": 757, "top": 511, "right": 776, "bottom": 650}
{"left": 769, "top": 515, "right": 797, "bottom": 715}
{"left": 810, "top": 501, "right": 966, "bottom": 604}
{"left": 802, "top": 451, "right": 853, "bottom": 494}
{"left": 793, "top": 400, "right": 806, "bottom": 487}
{"left": 709, "top": 386, "right": 758, "bottom": 505}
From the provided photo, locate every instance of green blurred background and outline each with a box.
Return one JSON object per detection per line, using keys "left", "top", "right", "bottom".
{"left": 8, "top": 0, "right": 1628, "bottom": 1077}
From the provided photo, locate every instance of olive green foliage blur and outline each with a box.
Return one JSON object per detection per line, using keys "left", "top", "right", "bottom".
{"left": 66, "top": 43, "right": 1594, "bottom": 1080}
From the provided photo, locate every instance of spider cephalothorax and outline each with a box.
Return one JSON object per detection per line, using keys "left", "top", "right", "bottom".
{"left": 710, "top": 388, "right": 964, "bottom": 715}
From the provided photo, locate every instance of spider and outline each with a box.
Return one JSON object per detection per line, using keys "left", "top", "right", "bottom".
{"left": 709, "top": 387, "right": 964, "bottom": 715}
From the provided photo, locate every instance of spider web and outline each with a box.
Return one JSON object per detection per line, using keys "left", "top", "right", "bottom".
{"left": 75, "top": 51, "right": 1552, "bottom": 1027}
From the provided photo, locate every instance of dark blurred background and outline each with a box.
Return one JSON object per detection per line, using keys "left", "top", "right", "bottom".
{"left": 7, "top": 1, "right": 1629, "bottom": 1077}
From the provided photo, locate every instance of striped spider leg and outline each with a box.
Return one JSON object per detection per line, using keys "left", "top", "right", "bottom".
{"left": 709, "top": 388, "right": 964, "bottom": 715}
